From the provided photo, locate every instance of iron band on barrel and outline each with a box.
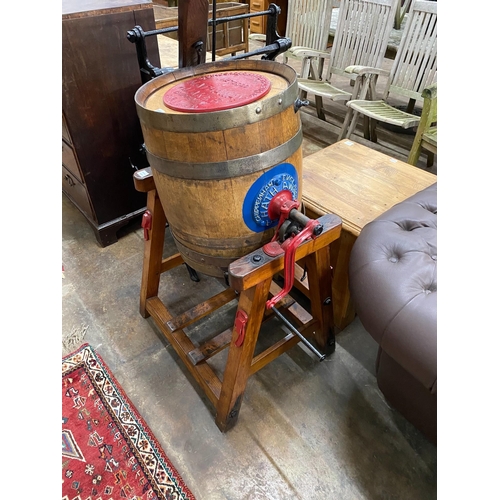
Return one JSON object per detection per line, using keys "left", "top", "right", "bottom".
{"left": 146, "top": 128, "right": 302, "bottom": 180}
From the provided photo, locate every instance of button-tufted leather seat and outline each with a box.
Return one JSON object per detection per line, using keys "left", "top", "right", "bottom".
{"left": 349, "top": 183, "right": 437, "bottom": 443}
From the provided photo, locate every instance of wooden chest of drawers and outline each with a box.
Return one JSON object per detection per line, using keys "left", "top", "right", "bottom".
{"left": 248, "top": 0, "right": 288, "bottom": 36}
{"left": 62, "top": 0, "right": 160, "bottom": 246}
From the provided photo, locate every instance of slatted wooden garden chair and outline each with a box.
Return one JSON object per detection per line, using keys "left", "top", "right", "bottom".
{"left": 337, "top": 0, "right": 437, "bottom": 143}
{"left": 408, "top": 82, "right": 437, "bottom": 168}
{"left": 282, "top": 0, "right": 334, "bottom": 78}
{"left": 250, "top": 0, "right": 334, "bottom": 78}
{"left": 293, "top": 0, "right": 399, "bottom": 121}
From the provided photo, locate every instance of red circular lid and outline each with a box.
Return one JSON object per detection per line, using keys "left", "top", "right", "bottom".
{"left": 162, "top": 71, "right": 272, "bottom": 113}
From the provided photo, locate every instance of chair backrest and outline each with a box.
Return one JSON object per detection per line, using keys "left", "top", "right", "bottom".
{"left": 286, "top": 0, "right": 334, "bottom": 52}
{"left": 327, "top": 0, "right": 399, "bottom": 79}
{"left": 384, "top": 0, "right": 437, "bottom": 102}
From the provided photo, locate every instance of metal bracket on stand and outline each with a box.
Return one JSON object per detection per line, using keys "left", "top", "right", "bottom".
{"left": 126, "top": 25, "right": 176, "bottom": 84}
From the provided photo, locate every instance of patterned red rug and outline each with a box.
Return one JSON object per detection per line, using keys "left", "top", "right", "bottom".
{"left": 62, "top": 343, "right": 196, "bottom": 500}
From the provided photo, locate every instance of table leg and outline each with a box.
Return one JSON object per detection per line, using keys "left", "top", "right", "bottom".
{"left": 330, "top": 230, "right": 357, "bottom": 330}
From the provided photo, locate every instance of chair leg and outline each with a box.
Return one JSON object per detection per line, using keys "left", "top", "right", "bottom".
{"left": 363, "top": 115, "right": 370, "bottom": 140}
{"left": 369, "top": 118, "right": 378, "bottom": 143}
{"left": 346, "top": 110, "right": 361, "bottom": 140}
{"left": 407, "top": 141, "right": 422, "bottom": 165}
{"left": 406, "top": 98, "right": 416, "bottom": 114}
{"left": 338, "top": 107, "right": 356, "bottom": 141}
{"left": 301, "top": 58, "right": 312, "bottom": 80}
{"left": 408, "top": 128, "right": 425, "bottom": 166}
{"left": 338, "top": 74, "right": 371, "bottom": 142}
{"left": 337, "top": 112, "right": 349, "bottom": 141}
{"left": 426, "top": 151, "right": 435, "bottom": 168}
{"left": 315, "top": 95, "right": 326, "bottom": 121}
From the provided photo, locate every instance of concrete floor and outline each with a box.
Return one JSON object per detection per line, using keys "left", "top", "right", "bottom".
{"left": 62, "top": 36, "right": 437, "bottom": 500}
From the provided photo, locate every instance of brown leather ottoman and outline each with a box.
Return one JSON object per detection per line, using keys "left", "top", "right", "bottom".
{"left": 348, "top": 183, "right": 437, "bottom": 443}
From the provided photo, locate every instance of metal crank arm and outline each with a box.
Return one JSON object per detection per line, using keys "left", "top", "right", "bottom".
{"left": 265, "top": 217, "right": 321, "bottom": 310}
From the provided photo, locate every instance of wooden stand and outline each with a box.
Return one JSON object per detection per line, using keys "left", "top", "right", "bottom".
{"left": 134, "top": 168, "right": 342, "bottom": 432}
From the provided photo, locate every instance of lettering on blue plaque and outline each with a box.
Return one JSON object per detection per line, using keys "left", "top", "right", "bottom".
{"left": 242, "top": 163, "right": 299, "bottom": 232}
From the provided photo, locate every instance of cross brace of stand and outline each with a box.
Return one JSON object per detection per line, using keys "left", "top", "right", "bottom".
{"left": 134, "top": 168, "right": 342, "bottom": 432}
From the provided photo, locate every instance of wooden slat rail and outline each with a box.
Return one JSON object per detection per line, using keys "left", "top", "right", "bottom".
{"left": 166, "top": 288, "right": 238, "bottom": 333}
{"left": 186, "top": 283, "right": 310, "bottom": 366}
{"left": 188, "top": 327, "right": 233, "bottom": 366}
{"left": 145, "top": 295, "right": 223, "bottom": 408}
{"left": 133, "top": 166, "right": 342, "bottom": 432}
{"left": 160, "top": 253, "right": 185, "bottom": 274}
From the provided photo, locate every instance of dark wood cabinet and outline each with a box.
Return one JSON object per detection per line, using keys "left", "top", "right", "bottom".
{"left": 62, "top": 0, "right": 160, "bottom": 246}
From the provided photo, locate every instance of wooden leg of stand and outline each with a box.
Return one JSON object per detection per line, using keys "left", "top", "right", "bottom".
{"left": 215, "top": 277, "right": 272, "bottom": 432}
{"left": 140, "top": 189, "right": 167, "bottom": 318}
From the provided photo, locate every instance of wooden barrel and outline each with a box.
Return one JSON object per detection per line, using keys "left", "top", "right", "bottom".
{"left": 135, "top": 59, "right": 302, "bottom": 278}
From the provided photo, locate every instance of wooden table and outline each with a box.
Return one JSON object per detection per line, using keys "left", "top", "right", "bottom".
{"left": 301, "top": 139, "right": 437, "bottom": 330}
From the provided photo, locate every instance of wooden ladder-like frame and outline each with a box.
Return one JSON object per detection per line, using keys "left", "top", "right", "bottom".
{"left": 134, "top": 168, "right": 342, "bottom": 432}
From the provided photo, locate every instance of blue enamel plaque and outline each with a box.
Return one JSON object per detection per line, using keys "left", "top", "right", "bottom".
{"left": 242, "top": 163, "right": 299, "bottom": 232}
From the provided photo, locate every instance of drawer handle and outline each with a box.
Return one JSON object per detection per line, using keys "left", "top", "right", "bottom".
{"left": 65, "top": 174, "right": 75, "bottom": 187}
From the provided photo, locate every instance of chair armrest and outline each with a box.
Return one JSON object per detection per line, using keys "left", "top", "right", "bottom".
{"left": 422, "top": 83, "right": 437, "bottom": 100}
{"left": 345, "top": 65, "right": 390, "bottom": 78}
{"left": 288, "top": 47, "right": 330, "bottom": 59}
{"left": 344, "top": 66, "right": 389, "bottom": 102}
